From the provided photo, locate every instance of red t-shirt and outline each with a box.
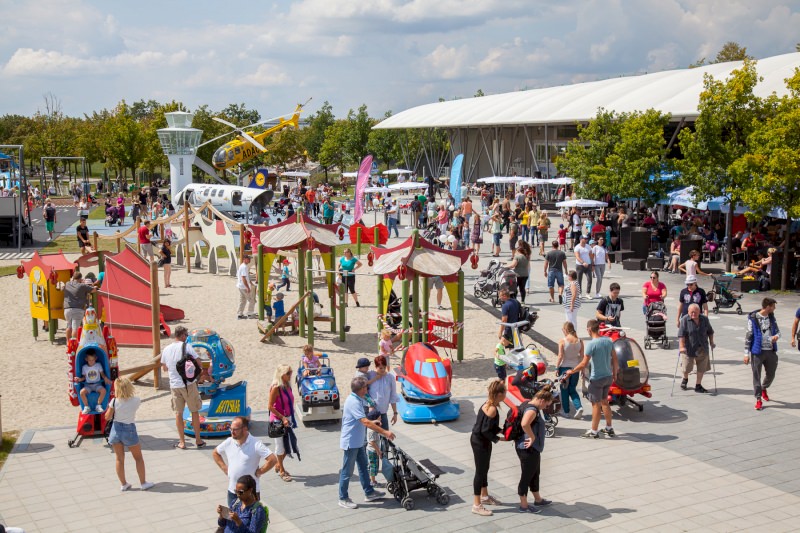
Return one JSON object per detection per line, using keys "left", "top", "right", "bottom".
{"left": 643, "top": 281, "right": 666, "bottom": 306}
{"left": 558, "top": 228, "right": 568, "bottom": 245}
{"left": 138, "top": 225, "right": 151, "bottom": 244}
{"left": 306, "top": 190, "right": 316, "bottom": 203}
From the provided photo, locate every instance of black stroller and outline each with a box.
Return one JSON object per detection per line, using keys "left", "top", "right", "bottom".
{"left": 422, "top": 221, "right": 443, "bottom": 247}
{"left": 383, "top": 437, "right": 450, "bottom": 510}
{"left": 473, "top": 259, "right": 518, "bottom": 307}
{"left": 709, "top": 276, "right": 743, "bottom": 315}
{"left": 473, "top": 259, "right": 503, "bottom": 299}
{"left": 385, "top": 289, "right": 405, "bottom": 328}
{"left": 513, "top": 370, "right": 561, "bottom": 438}
{"left": 644, "top": 301, "right": 670, "bottom": 349}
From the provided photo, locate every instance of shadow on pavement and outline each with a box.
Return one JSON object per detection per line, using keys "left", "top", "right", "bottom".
{"left": 146, "top": 481, "right": 208, "bottom": 493}
{"left": 555, "top": 501, "right": 636, "bottom": 522}
{"left": 612, "top": 401, "right": 687, "bottom": 424}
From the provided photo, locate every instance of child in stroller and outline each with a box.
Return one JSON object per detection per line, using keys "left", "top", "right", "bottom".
{"left": 644, "top": 301, "right": 670, "bottom": 349}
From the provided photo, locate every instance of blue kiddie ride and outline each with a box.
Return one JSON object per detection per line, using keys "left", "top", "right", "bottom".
{"left": 295, "top": 354, "right": 342, "bottom": 422}
{"left": 183, "top": 328, "right": 250, "bottom": 438}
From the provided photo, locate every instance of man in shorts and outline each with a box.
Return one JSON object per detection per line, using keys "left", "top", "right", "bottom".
{"left": 43, "top": 199, "right": 57, "bottom": 241}
{"left": 567, "top": 319, "right": 619, "bottom": 438}
{"left": 678, "top": 303, "right": 715, "bottom": 394}
{"left": 63, "top": 271, "right": 96, "bottom": 340}
{"left": 138, "top": 220, "right": 155, "bottom": 262}
{"left": 160, "top": 326, "right": 206, "bottom": 449}
{"left": 544, "top": 241, "right": 568, "bottom": 304}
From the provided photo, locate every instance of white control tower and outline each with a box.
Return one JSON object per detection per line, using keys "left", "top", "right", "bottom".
{"left": 157, "top": 112, "right": 203, "bottom": 201}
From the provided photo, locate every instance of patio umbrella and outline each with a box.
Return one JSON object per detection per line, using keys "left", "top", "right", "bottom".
{"left": 388, "top": 182, "right": 428, "bottom": 191}
{"left": 548, "top": 177, "right": 575, "bottom": 185}
{"left": 381, "top": 168, "right": 412, "bottom": 175}
{"left": 281, "top": 171, "right": 310, "bottom": 177}
{"left": 556, "top": 199, "right": 608, "bottom": 208}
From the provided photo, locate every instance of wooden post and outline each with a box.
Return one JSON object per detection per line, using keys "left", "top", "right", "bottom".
{"left": 338, "top": 279, "right": 346, "bottom": 341}
{"left": 150, "top": 261, "right": 162, "bottom": 389}
{"left": 376, "top": 273, "right": 384, "bottom": 333}
{"left": 421, "top": 276, "right": 429, "bottom": 343}
{"left": 257, "top": 244, "right": 265, "bottom": 321}
{"left": 135, "top": 217, "right": 142, "bottom": 255}
{"left": 306, "top": 249, "right": 314, "bottom": 346}
{"left": 184, "top": 202, "right": 191, "bottom": 273}
{"left": 411, "top": 273, "right": 420, "bottom": 343}
{"left": 356, "top": 226, "right": 362, "bottom": 257}
{"left": 32, "top": 317, "right": 38, "bottom": 339}
{"left": 457, "top": 269, "right": 464, "bottom": 362}
{"left": 298, "top": 248, "right": 306, "bottom": 337}
{"left": 329, "top": 249, "right": 337, "bottom": 333}
{"left": 115, "top": 231, "right": 121, "bottom": 253}
{"left": 401, "top": 278, "right": 410, "bottom": 348}
{"left": 374, "top": 225, "right": 380, "bottom": 247}
{"left": 92, "top": 231, "right": 98, "bottom": 252}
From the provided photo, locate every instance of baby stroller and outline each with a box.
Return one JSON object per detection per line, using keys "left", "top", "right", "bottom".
{"left": 473, "top": 260, "right": 518, "bottom": 306}
{"left": 383, "top": 437, "right": 450, "bottom": 510}
{"left": 511, "top": 370, "right": 560, "bottom": 438}
{"left": 473, "top": 259, "right": 503, "bottom": 299}
{"left": 422, "top": 221, "right": 443, "bottom": 247}
{"left": 708, "top": 277, "right": 743, "bottom": 315}
{"left": 644, "top": 301, "right": 670, "bottom": 349}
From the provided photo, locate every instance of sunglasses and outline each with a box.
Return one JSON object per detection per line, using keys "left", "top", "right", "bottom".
{"left": 236, "top": 489, "right": 249, "bottom": 496}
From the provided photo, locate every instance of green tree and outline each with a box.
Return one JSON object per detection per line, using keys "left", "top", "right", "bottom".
{"left": 103, "top": 100, "right": 150, "bottom": 188}
{"left": 344, "top": 104, "right": 374, "bottom": 166}
{"left": 25, "top": 94, "right": 75, "bottom": 190}
{"left": 219, "top": 103, "right": 260, "bottom": 126}
{"left": 303, "top": 101, "right": 335, "bottom": 162}
{"left": 677, "top": 59, "right": 766, "bottom": 271}
{"left": 558, "top": 108, "right": 672, "bottom": 203}
{"left": 263, "top": 127, "right": 306, "bottom": 170}
{"left": 730, "top": 69, "right": 800, "bottom": 290}
{"left": 689, "top": 41, "right": 753, "bottom": 68}
{"left": 474, "top": 89, "right": 485, "bottom": 97}
{"left": 318, "top": 120, "right": 349, "bottom": 173}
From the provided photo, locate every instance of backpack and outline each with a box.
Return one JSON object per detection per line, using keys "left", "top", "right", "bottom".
{"left": 502, "top": 400, "right": 531, "bottom": 442}
{"left": 175, "top": 342, "right": 201, "bottom": 387}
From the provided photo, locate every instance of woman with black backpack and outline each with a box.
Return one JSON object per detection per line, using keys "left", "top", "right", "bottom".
{"left": 469, "top": 380, "right": 506, "bottom": 517}
{"left": 514, "top": 384, "right": 554, "bottom": 514}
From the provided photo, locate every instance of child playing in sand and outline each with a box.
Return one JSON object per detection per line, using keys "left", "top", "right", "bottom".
{"left": 276, "top": 259, "right": 291, "bottom": 291}
{"left": 301, "top": 345, "right": 322, "bottom": 376}
{"left": 75, "top": 350, "right": 113, "bottom": 414}
{"left": 493, "top": 337, "right": 511, "bottom": 380}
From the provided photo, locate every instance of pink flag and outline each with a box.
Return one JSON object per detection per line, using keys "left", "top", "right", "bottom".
{"left": 353, "top": 155, "right": 373, "bottom": 224}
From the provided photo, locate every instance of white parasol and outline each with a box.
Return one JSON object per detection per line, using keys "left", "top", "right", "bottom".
{"left": 556, "top": 199, "right": 608, "bottom": 208}
{"left": 381, "top": 168, "right": 412, "bottom": 175}
{"left": 388, "top": 182, "right": 428, "bottom": 191}
{"left": 281, "top": 171, "right": 310, "bottom": 177}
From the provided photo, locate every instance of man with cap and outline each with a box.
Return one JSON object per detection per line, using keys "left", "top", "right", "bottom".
{"left": 676, "top": 275, "right": 708, "bottom": 328}
{"left": 678, "top": 303, "right": 715, "bottom": 393}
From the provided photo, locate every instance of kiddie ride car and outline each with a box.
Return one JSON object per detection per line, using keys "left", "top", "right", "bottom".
{"left": 67, "top": 307, "right": 119, "bottom": 448}
{"left": 593, "top": 324, "right": 652, "bottom": 412}
{"left": 183, "top": 328, "right": 251, "bottom": 438}
{"left": 295, "top": 354, "right": 342, "bottom": 422}
{"left": 395, "top": 342, "right": 460, "bottom": 423}
{"left": 500, "top": 320, "right": 548, "bottom": 412}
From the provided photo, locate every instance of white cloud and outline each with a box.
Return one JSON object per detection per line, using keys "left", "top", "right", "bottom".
{"left": 236, "top": 63, "right": 291, "bottom": 87}
{"left": 2, "top": 48, "right": 188, "bottom": 76}
{"left": 420, "top": 44, "right": 470, "bottom": 80}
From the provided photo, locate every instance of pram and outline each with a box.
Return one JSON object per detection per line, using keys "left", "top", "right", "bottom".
{"left": 473, "top": 259, "right": 518, "bottom": 307}
{"left": 513, "top": 373, "right": 561, "bottom": 438}
{"left": 422, "top": 221, "right": 443, "bottom": 247}
{"left": 708, "top": 276, "right": 743, "bottom": 315}
{"left": 644, "top": 301, "right": 670, "bottom": 349}
{"left": 383, "top": 437, "right": 450, "bottom": 510}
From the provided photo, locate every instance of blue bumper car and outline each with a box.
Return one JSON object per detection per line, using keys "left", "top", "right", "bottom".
{"left": 396, "top": 343, "right": 460, "bottom": 423}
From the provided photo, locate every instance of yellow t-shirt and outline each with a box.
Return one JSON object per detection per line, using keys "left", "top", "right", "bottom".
{"left": 521, "top": 212, "right": 529, "bottom": 226}
{"left": 529, "top": 210, "right": 540, "bottom": 227}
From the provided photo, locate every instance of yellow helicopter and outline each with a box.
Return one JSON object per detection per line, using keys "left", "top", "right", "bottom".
{"left": 205, "top": 99, "right": 310, "bottom": 171}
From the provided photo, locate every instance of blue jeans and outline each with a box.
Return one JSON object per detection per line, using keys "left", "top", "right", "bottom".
{"left": 557, "top": 367, "right": 581, "bottom": 414}
{"left": 339, "top": 446, "right": 374, "bottom": 500}
{"left": 387, "top": 217, "right": 399, "bottom": 237}
{"left": 521, "top": 226, "right": 529, "bottom": 242}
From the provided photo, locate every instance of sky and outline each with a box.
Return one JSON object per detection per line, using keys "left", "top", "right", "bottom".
{"left": 1, "top": 0, "right": 799, "bottom": 122}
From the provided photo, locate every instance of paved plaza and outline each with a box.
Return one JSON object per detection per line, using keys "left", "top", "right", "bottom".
{"left": 1, "top": 233, "right": 800, "bottom": 532}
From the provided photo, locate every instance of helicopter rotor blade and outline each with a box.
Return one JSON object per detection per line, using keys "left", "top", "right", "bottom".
{"left": 212, "top": 116, "right": 238, "bottom": 129}
{"left": 197, "top": 130, "right": 235, "bottom": 149}
{"left": 239, "top": 131, "right": 267, "bottom": 152}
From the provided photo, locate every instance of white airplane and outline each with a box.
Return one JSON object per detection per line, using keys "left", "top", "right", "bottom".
{"left": 174, "top": 183, "right": 275, "bottom": 221}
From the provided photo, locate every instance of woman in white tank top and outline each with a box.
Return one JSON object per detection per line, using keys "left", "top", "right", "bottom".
{"left": 556, "top": 322, "right": 585, "bottom": 420}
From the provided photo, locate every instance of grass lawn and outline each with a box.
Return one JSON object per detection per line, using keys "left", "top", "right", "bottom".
{"left": 0, "top": 431, "right": 19, "bottom": 469}
{"left": 0, "top": 265, "right": 21, "bottom": 277}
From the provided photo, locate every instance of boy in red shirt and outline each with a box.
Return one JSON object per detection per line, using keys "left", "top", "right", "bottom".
{"left": 558, "top": 224, "right": 568, "bottom": 246}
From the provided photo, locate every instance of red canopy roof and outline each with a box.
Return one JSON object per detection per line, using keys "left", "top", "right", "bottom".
{"left": 21, "top": 251, "right": 75, "bottom": 277}
{"left": 371, "top": 236, "right": 471, "bottom": 280}
{"left": 255, "top": 213, "right": 342, "bottom": 252}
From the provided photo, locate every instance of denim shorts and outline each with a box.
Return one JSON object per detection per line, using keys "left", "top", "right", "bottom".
{"left": 493, "top": 232, "right": 502, "bottom": 246}
{"left": 547, "top": 269, "right": 564, "bottom": 288}
{"left": 108, "top": 421, "right": 139, "bottom": 447}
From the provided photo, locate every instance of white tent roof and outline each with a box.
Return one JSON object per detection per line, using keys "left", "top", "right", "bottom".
{"left": 375, "top": 53, "right": 800, "bottom": 129}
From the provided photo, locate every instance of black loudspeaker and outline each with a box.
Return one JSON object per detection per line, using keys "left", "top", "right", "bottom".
{"left": 534, "top": 171, "right": 542, "bottom": 179}
{"left": 623, "top": 258, "right": 646, "bottom": 271}
{"left": 619, "top": 226, "right": 632, "bottom": 251}
{"left": 630, "top": 229, "right": 650, "bottom": 259}
{"left": 680, "top": 238, "right": 703, "bottom": 264}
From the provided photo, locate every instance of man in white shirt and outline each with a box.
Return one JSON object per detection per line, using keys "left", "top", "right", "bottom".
{"left": 160, "top": 326, "right": 205, "bottom": 449}
{"left": 237, "top": 255, "right": 255, "bottom": 319}
{"left": 574, "top": 235, "right": 594, "bottom": 298}
{"left": 213, "top": 416, "right": 276, "bottom": 508}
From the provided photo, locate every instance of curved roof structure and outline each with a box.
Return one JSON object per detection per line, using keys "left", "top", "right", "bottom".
{"left": 375, "top": 53, "right": 800, "bottom": 129}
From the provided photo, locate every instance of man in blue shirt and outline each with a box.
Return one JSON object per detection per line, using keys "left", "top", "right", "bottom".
{"left": 338, "top": 377, "right": 396, "bottom": 509}
{"left": 498, "top": 289, "right": 521, "bottom": 341}
{"left": 567, "top": 319, "right": 619, "bottom": 439}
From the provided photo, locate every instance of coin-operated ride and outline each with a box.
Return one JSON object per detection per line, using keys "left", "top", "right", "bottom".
{"left": 182, "top": 328, "right": 250, "bottom": 438}
{"left": 67, "top": 307, "right": 119, "bottom": 447}
{"left": 295, "top": 354, "right": 342, "bottom": 423}
{"left": 595, "top": 324, "right": 652, "bottom": 411}
{"left": 395, "top": 342, "right": 460, "bottom": 423}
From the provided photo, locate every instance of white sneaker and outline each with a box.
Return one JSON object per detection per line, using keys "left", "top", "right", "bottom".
{"left": 595, "top": 293, "right": 602, "bottom": 299}
{"left": 120, "top": 483, "right": 131, "bottom": 492}
{"left": 574, "top": 407, "right": 584, "bottom": 419}
{"left": 338, "top": 498, "right": 357, "bottom": 509}
{"left": 141, "top": 481, "right": 155, "bottom": 491}
{"left": 46, "top": 237, "right": 51, "bottom": 242}
{"left": 82, "top": 406, "right": 91, "bottom": 415}
{"left": 95, "top": 405, "right": 104, "bottom": 413}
